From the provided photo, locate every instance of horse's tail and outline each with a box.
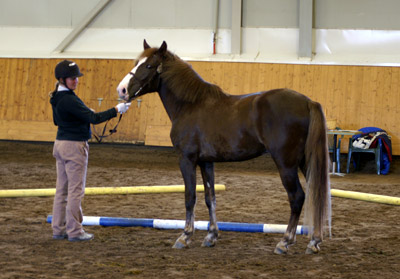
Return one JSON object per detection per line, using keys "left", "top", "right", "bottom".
{"left": 303, "top": 100, "right": 331, "bottom": 239}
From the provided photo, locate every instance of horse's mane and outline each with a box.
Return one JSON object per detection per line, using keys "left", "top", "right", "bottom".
{"left": 160, "top": 51, "right": 228, "bottom": 103}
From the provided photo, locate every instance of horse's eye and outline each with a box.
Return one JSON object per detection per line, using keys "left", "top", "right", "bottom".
{"left": 146, "top": 64, "right": 152, "bottom": 69}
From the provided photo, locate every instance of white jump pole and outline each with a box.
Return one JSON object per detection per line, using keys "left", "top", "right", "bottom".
{"left": 46, "top": 215, "right": 308, "bottom": 235}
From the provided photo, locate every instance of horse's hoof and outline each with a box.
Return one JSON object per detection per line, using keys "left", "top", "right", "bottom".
{"left": 274, "top": 246, "right": 288, "bottom": 255}
{"left": 201, "top": 237, "right": 217, "bottom": 247}
{"left": 274, "top": 241, "right": 288, "bottom": 255}
{"left": 305, "top": 246, "right": 319, "bottom": 254}
{"left": 172, "top": 234, "right": 191, "bottom": 249}
{"left": 305, "top": 240, "right": 321, "bottom": 254}
{"left": 172, "top": 239, "right": 188, "bottom": 249}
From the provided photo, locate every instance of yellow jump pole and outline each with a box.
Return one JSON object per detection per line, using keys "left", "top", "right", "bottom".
{"left": 0, "top": 184, "right": 226, "bottom": 198}
{"left": 331, "top": 189, "right": 400, "bottom": 206}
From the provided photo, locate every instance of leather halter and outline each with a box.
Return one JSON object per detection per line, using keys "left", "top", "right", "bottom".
{"left": 127, "top": 63, "right": 162, "bottom": 101}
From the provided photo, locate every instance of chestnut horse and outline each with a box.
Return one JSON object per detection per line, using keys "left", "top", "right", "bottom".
{"left": 117, "top": 40, "right": 331, "bottom": 254}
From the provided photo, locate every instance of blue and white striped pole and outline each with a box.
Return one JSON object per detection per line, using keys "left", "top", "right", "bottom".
{"left": 46, "top": 215, "right": 308, "bottom": 235}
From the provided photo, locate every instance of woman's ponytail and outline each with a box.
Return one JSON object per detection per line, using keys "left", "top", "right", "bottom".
{"left": 49, "top": 81, "right": 60, "bottom": 98}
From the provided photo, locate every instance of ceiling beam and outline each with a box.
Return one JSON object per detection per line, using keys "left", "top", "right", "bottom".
{"left": 231, "top": 0, "right": 242, "bottom": 54}
{"left": 298, "top": 0, "right": 313, "bottom": 59}
{"left": 53, "top": 0, "right": 113, "bottom": 54}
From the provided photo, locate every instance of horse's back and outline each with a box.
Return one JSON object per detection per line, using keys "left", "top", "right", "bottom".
{"left": 253, "top": 89, "right": 312, "bottom": 162}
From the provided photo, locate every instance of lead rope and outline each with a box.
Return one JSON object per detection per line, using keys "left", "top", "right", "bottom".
{"left": 92, "top": 113, "right": 123, "bottom": 143}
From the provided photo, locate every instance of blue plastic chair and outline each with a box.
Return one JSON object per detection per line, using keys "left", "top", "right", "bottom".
{"left": 346, "top": 128, "right": 384, "bottom": 175}
{"left": 346, "top": 138, "right": 382, "bottom": 175}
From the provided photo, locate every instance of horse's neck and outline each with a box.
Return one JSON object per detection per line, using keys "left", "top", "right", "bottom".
{"left": 157, "top": 84, "right": 181, "bottom": 121}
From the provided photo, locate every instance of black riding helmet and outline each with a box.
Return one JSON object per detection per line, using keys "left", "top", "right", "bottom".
{"left": 55, "top": 60, "right": 84, "bottom": 80}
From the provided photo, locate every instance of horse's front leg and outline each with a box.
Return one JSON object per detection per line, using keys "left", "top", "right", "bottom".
{"left": 199, "top": 161, "right": 219, "bottom": 247}
{"left": 172, "top": 157, "right": 197, "bottom": 249}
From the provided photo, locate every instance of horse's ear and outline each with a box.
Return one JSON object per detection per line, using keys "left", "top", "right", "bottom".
{"left": 158, "top": 41, "right": 167, "bottom": 55}
{"left": 144, "top": 39, "right": 150, "bottom": 49}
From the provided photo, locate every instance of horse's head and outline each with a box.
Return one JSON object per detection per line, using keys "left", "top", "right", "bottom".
{"left": 117, "top": 40, "right": 167, "bottom": 101}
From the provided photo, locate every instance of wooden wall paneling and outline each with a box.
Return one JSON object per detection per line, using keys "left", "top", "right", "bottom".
{"left": 221, "top": 62, "right": 235, "bottom": 93}
{"left": 228, "top": 62, "right": 241, "bottom": 93}
{"left": 8, "top": 59, "right": 18, "bottom": 121}
{"left": 341, "top": 66, "right": 353, "bottom": 127}
{"left": 0, "top": 59, "right": 4, "bottom": 118}
{"left": 260, "top": 63, "right": 274, "bottom": 90}
{"left": 0, "top": 59, "right": 9, "bottom": 120}
{"left": 15, "top": 59, "right": 27, "bottom": 121}
{"left": 225, "top": 61, "right": 240, "bottom": 94}
{"left": 5, "top": 59, "right": 16, "bottom": 120}
{"left": 135, "top": 95, "right": 151, "bottom": 142}
{"left": 291, "top": 64, "right": 308, "bottom": 96}
{"left": 192, "top": 61, "right": 210, "bottom": 84}
{"left": 276, "top": 64, "right": 289, "bottom": 90}
{"left": 389, "top": 68, "right": 400, "bottom": 153}
{"left": 270, "top": 63, "right": 281, "bottom": 89}
{"left": 196, "top": 61, "right": 218, "bottom": 91}
{"left": 241, "top": 62, "right": 257, "bottom": 94}
{"left": 334, "top": 66, "right": 350, "bottom": 128}
{"left": 36, "top": 59, "right": 58, "bottom": 123}
{"left": 0, "top": 120, "right": 57, "bottom": 141}
{"left": 145, "top": 93, "right": 169, "bottom": 126}
{"left": 366, "top": 66, "right": 382, "bottom": 129}
{"left": 30, "top": 58, "right": 41, "bottom": 121}
{"left": 86, "top": 59, "right": 103, "bottom": 106}
{"left": 256, "top": 62, "right": 268, "bottom": 92}
{"left": 352, "top": 66, "right": 368, "bottom": 128}
{"left": 304, "top": 65, "right": 316, "bottom": 99}
{"left": 291, "top": 64, "right": 303, "bottom": 93}
{"left": 319, "top": 65, "right": 333, "bottom": 117}
{"left": 1, "top": 58, "right": 400, "bottom": 155}
{"left": 341, "top": 67, "right": 353, "bottom": 129}
{"left": 79, "top": 59, "right": 95, "bottom": 104}
{"left": 205, "top": 61, "right": 223, "bottom": 87}
{"left": 39, "top": 59, "right": 55, "bottom": 122}
{"left": 24, "top": 59, "right": 35, "bottom": 122}
{"left": 335, "top": 66, "right": 350, "bottom": 129}
{"left": 362, "top": 66, "right": 378, "bottom": 126}
{"left": 253, "top": 63, "right": 265, "bottom": 92}
{"left": 116, "top": 96, "right": 150, "bottom": 143}
{"left": 212, "top": 61, "right": 227, "bottom": 90}
{"left": 310, "top": 65, "right": 325, "bottom": 105}
{"left": 336, "top": 66, "right": 355, "bottom": 151}
{"left": 383, "top": 66, "right": 399, "bottom": 153}
{"left": 237, "top": 62, "right": 249, "bottom": 93}
{"left": 285, "top": 64, "right": 295, "bottom": 91}
{"left": 144, "top": 93, "right": 172, "bottom": 146}
{"left": 378, "top": 67, "right": 394, "bottom": 130}
{"left": 221, "top": 62, "right": 237, "bottom": 94}
{"left": 323, "top": 66, "right": 336, "bottom": 122}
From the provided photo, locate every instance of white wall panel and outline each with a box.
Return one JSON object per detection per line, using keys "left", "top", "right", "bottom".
{"left": 1, "top": 0, "right": 400, "bottom": 66}
{"left": 1, "top": 26, "right": 400, "bottom": 67}
{"left": 315, "top": 0, "right": 400, "bottom": 30}
{"left": 0, "top": 0, "right": 99, "bottom": 27}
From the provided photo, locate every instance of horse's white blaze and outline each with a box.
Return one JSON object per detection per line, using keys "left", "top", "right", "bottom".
{"left": 132, "top": 57, "right": 147, "bottom": 74}
{"left": 117, "top": 57, "right": 148, "bottom": 100}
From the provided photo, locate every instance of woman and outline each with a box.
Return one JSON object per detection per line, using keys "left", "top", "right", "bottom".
{"left": 49, "top": 60, "right": 130, "bottom": 241}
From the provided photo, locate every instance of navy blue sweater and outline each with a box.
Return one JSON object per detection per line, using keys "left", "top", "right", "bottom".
{"left": 50, "top": 90, "right": 117, "bottom": 141}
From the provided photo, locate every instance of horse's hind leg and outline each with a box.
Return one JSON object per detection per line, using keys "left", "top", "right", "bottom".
{"left": 273, "top": 167, "right": 305, "bottom": 255}
{"left": 172, "top": 156, "right": 197, "bottom": 249}
{"left": 199, "top": 161, "right": 219, "bottom": 247}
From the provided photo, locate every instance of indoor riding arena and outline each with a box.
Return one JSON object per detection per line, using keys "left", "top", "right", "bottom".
{"left": 1, "top": 1, "right": 399, "bottom": 279}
